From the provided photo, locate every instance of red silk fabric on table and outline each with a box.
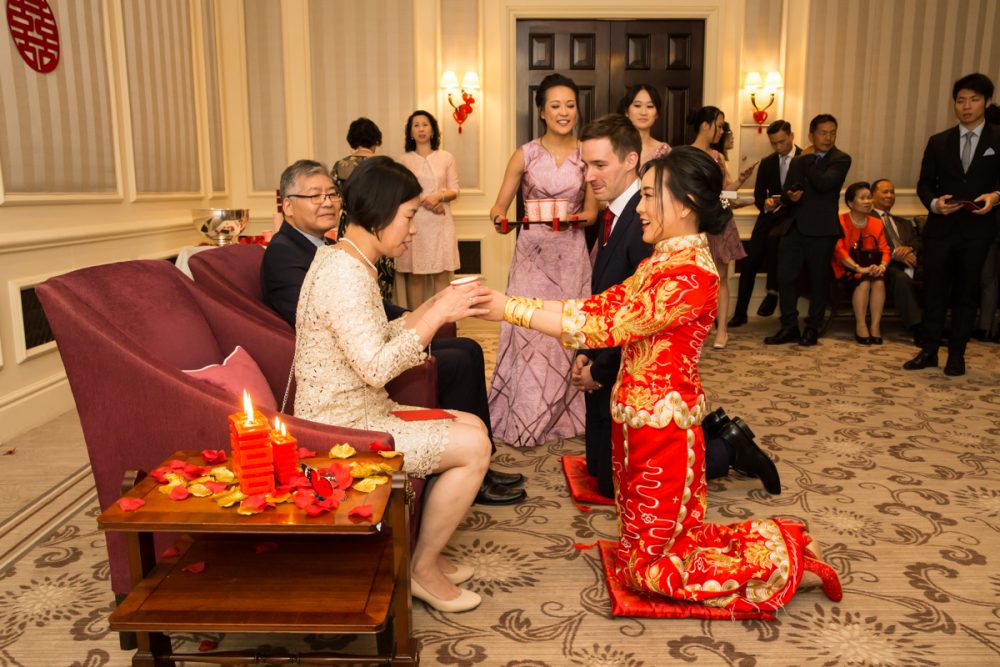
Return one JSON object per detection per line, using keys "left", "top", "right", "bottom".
{"left": 560, "top": 233, "right": 810, "bottom": 614}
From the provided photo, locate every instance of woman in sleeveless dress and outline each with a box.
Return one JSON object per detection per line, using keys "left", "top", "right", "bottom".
{"left": 396, "top": 111, "right": 460, "bottom": 308}
{"left": 487, "top": 73, "right": 598, "bottom": 447}
{"left": 477, "top": 147, "right": 842, "bottom": 614}
{"left": 618, "top": 83, "right": 671, "bottom": 166}
{"left": 689, "top": 106, "right": 753, "bottom": 349}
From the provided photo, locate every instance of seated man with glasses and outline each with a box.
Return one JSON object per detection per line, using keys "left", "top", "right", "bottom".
{"left": 262, "top": 160, "right": 526, "bottom": 505}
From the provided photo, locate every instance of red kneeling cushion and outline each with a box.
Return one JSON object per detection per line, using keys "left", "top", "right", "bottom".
{"left": 561, "top": 455, "right": 614, "bottom": 506}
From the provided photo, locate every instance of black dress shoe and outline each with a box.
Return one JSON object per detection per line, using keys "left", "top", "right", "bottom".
{"left": 475, "top": 482, "right": 527, "bottom": 505}
{"left": 727, "top": 313, "right": 748, "bottom": 328}
{"left": 485, "top": 468, "right": 524, "bottom": 487}
{"left": 721, "top": 418, "right": 781, "bottom": 495}
{"left": 701, "top": 407, "right": 731, "bottom": 441}
{"left": 943, "top": 355, "right": 966, "bottom": 376}
{"left": 870, "top": 336, "right": 883, "bottom": 345}
{"left": 903, "top": 350, "right": 938, "bottom": 370}
{"left": 756, "top": 292, "right": 778, "bottom": 317}
{"left": 854, "top": 334, "right": 872, "bottom": 345}
{"left": 971, "top": 328, "right": 988, "bottom": 342}
{"left": 764, "top": 326, "right": 800, "bottom": 345}
{"left": 799, "top": 327, "right": 819, "bottom": 346}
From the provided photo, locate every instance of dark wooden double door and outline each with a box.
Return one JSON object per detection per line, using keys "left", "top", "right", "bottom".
{"left": 516, "top": 19, "right": 705, "bottom": 148}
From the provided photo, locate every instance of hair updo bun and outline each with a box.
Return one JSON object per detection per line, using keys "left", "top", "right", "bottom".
{"left": 644, "top": 146, "right": 730, "bottom": 235}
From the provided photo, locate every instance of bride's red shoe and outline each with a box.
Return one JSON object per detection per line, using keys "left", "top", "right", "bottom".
{"left": 803, "top": 556, "right": 843, "bottom": 602}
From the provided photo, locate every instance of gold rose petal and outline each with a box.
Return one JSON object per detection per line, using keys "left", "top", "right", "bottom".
{"left": 187, "top": 483, "right": 214, "bottom": 498}
{"left": 237, "top": 504, "right": 263, "bottom": 516}
{"left": 265, "top": 491, "right": 292, "bottom": 504}
{"left": 378, "top": 451, "right": 403, "bottom": 459}
{"left": 369, "top": 475, "right": 389, "bottom": 486}
{"left": 210, "top": 466, "right": 236, "bottom": 484}
{"left": 158, "top": 482, "right": 183, "bottom": 495}
{"left": 376, "top": 463, "right": 394, "bottom": 475}
{"left": 216, "top": 488, "right": 247, "bottom": 508}
{"left": 352, "top": 478, "right": 379, "bottom": 493}
{"left": 189, "top": 475, "right": 214, "bottom": 485}
{"left": 328, "top": 444, "right": 357, "bottom": 459}
{"left": 349, "top": 462, "right": 372, "bottom": 478}
{"left": 163, "top": 472, "right": 188, "bottom": 487}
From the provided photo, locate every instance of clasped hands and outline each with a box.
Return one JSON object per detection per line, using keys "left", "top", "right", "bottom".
{"left": 892, "top": 245, "right": 917, "bottom": 268}
{"left": 419, "top": 192, "right": 446, "bottom": 214}
{"left": 570, "top": 355, "right": 602, "bottom": 392}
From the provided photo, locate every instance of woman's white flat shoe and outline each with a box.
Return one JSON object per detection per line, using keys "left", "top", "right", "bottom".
{"left": 411, "top": 578, "right": 482, "bottom": 612}
{"left": 443, "top": 563, "right": 475, "bottom": 585}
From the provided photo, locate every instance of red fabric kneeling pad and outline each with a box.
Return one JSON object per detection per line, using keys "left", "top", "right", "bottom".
{"left": 597, "top": 540, "right": 776, "bottom": 620}
{"left": 561, "top": 455, "right": 614, "bottom": 506}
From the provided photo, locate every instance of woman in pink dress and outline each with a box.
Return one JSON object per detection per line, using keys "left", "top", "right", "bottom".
{"left": 689, "top": 106, "right": 753, "bottom": 349}
{"left": 618, "top": 84, "right": 671, "bottom": 166}
{"left": 396, "top": 111, "right": 460, "bottom": 308}
{"left": 488, "top": 73, "right": 598, "bottom": 447}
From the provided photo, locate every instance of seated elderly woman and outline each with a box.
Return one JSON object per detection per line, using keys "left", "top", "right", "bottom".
{"left": 293, "top": 156, "right": 492, "bottom": 613}
{"left": 833, "top": 181, "right": 891, "bottom": 344}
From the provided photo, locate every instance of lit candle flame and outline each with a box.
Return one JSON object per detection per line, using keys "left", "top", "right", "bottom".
{"left": 274, "top": 416, "right": 281, "bottom": 430}
{"left": 280, "top": 422, "right": 287, "bottom": 436}
{"left": 243, "top": 390, "right": 254, "bottom": 425}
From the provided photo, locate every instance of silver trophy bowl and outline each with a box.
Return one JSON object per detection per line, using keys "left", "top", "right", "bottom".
{"left": 192, "top": 208, "right": 249, "bottom": 246}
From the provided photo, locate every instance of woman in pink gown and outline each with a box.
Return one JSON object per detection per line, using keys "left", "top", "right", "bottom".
{"left": 488, "top": 73, "right": 598, "bottom": 447}
{"left": 618, "top": 83, "right": 671, "bottom": 166}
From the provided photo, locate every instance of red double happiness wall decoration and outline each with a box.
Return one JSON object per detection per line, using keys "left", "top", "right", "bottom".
{"left": 7, "top": 0, "right": 60, "bottom": 74}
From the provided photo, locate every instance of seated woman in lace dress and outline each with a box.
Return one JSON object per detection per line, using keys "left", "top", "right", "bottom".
{"left": 293, "top": 156, "right": 492, "bottom": 613}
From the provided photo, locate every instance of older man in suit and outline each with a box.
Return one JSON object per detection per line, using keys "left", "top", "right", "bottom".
{"left": 870, "top": 178, "right": 923, "bottom": 344}
{"left": 577, "top": 115, "right": 780, "bottom": 497}
{"left": 730, "top": 120, "right": 801, "bottom": 326}
{"left": 905, "top": 73, "right": 1000, "bottom": 376}
{"left": 765, "top": 114, "right": 852, "bottom": 346}
{"left": 262, "top": 160, "right": 526, "bottom": 504}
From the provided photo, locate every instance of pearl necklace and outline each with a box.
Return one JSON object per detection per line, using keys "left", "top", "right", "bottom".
{"left": 338, "top": 237, "right": 378, "bottom": 274}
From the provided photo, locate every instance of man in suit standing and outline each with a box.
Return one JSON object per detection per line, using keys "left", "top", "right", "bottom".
{"left": 765, "top": 114, "right": 852, "bottom": 346}
{"left": 730, "top": 120, "right": 800, "bottom": 327}
{"left": 577, "top": 115, "right": 780, "bottom": 497}
{"left": 905, "top": 73, "right": 1000, "bottom": 376}
{"left": 870, "top": 178, "right": 924, "bottom": 344}
{"left": 262, "top": 160, "right": 526, "bottom": 504}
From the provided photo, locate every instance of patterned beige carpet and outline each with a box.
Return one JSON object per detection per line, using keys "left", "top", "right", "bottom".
{"left": 2, "top": 319, "right": 999, "bottom": 666}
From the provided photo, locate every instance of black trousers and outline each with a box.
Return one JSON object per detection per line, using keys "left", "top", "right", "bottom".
{"left": 431, "top": 337, "right": 494, "bottom": 452}
{"left": 885, "top": 263, "right": 922, "bottom": 329}
{"left": 777, "top": 226, "right": 839, "bottom": 330}
{"left": 734, "top": 214, "right": 787, "bottom": 317}
{"left": 921, "top": 233, "right": 993, "bottom": 357}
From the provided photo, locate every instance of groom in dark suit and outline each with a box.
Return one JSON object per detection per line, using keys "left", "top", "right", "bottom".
{"left": 262, "top": 160, "right": 526, "bottom": 504}
{"left": 905, "top": 73, "right": 1000, "bottom": 376}
{"left": 578, "top": 115, "right": 781, "bottom": 497}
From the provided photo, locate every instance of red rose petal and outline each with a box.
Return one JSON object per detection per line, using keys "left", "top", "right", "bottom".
{"left": 241, "top": 494, "right": 270, "bottom": 511}
{"left": 297, "top": 447, "right": 317, "bottom": 460}
{"left": 168, "top": 459, "right": 187, "bottom": 469}
{"left": 348, "top": 504, "right": 373, "bottom": 518}
{"left": 182, "top": 561, "right": 206, "bottom": 573}
{"left": 168, "top": 485, "right": 191, "bottom": 501}
{"left": 149, "top": 467, "right": 170, "bottom": 484}
{"left": 328, "top": 462, "right": 352, "bottom": 489}
{"left": 287, "top": 474, "right": 312, "bottom": 489}
{"left": 117, "top": 497, "right": 145, "bottom": 512}
{"left": 201, "top": 449, "right": 227, "bottom": 464}
{"left": 183, "top": 463, "right": 207, "bottom": 478}
{"left": 160, "top": 545, "right": 181, "bottom": 559}
{"left": 255, "top": 541, "right": 279, "bottom": 554}
{"left": 573, "top": 542, "right": 597, "bottom": 550}
{"left": 198, "top": 640, "right": 218, "bottom": 652}
{"left": 2, "top": 447, "right": 15, "bottom": 455}
{"left": 369, "top": 439, "right": 391, "bottom": 452}
{"left": 304, "top": 503, "right": 331, "bottom": 517}
{"left": 292, "top": 489, "right": 316, "bottom": 509}
{"left": 204, "top": 481, "right": 228, "bottom": 494}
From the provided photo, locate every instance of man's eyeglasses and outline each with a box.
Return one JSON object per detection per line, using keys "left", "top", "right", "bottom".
{"left": 287, "top": 191, "right": 341, "bottom": 204}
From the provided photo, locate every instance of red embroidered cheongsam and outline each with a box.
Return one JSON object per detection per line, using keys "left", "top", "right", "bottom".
{"left": 561, "top": 233, "right": 808, "bottom": 612}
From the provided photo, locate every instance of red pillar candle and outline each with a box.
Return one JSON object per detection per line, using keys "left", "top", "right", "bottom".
{"left": 228, "top": 391, "right": 275, "bottom": 495}
{"left": 552, "top": 217, "right": 560, "bottom": 231}
{"left": 271, "top": 417, "right": 299, "bottom": 485}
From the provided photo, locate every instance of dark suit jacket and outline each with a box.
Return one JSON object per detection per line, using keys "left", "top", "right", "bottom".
{"left": 753, "top": 146, "right": 802, "bottom": 234}
{"left": 580, "top": 190, "right": 652, "bottom": 387}
{"left": 261, "top": 221, "right": 406, "bottom": 327}
{"left": 916, "top": 122, "right": 1000, "bottom": 240}
{"left": 875, "top": 210, "right": 922, "bottom": 268}
{"left": 782, "top": 146, "right": 852, "bottom": 237}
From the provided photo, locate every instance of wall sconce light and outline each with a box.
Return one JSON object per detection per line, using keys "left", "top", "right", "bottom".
{"left": 745, "top": 71, "right": 783, "bottom": 132}
{"left": 441, "top": 70, "right": 479, "bottom": 133}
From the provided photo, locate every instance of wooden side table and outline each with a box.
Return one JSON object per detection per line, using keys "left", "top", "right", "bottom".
{"left": 98, "top": 450, "right": 416, "bottom": 666}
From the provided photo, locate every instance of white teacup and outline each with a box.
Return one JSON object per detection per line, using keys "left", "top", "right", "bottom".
{"left": 552, "top": 199, "right": 569, "bottom": 220}
{"left": 538, "top": 199, "right": 555, "bottom": 221}
{"left": 525, "top": 199, "right": 542, "bottom": 222}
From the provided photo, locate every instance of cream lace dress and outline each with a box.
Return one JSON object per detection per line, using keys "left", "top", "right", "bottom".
{"left": 293, "top": 246, "right": 448, "bottom": 477}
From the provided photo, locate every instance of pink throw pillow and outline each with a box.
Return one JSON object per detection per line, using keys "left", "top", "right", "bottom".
{"left": 183, "top": 346, "right": 277, "bottom": 411}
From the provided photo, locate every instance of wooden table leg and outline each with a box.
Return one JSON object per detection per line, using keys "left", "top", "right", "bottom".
{"left": 388, "top": 473, "right": 417, "bottom": 666}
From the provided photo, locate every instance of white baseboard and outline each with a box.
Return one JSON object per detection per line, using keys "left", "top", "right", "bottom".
{"left": 0, "top": 374, "right": 75, "bottom": 444}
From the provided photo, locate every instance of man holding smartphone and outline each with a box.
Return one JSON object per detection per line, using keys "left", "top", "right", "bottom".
{"left": 764, "top": 114, "right": 852, "bottom": 346}
{"left": 905, "top": 73, "right": 1000, "bottom": 376}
